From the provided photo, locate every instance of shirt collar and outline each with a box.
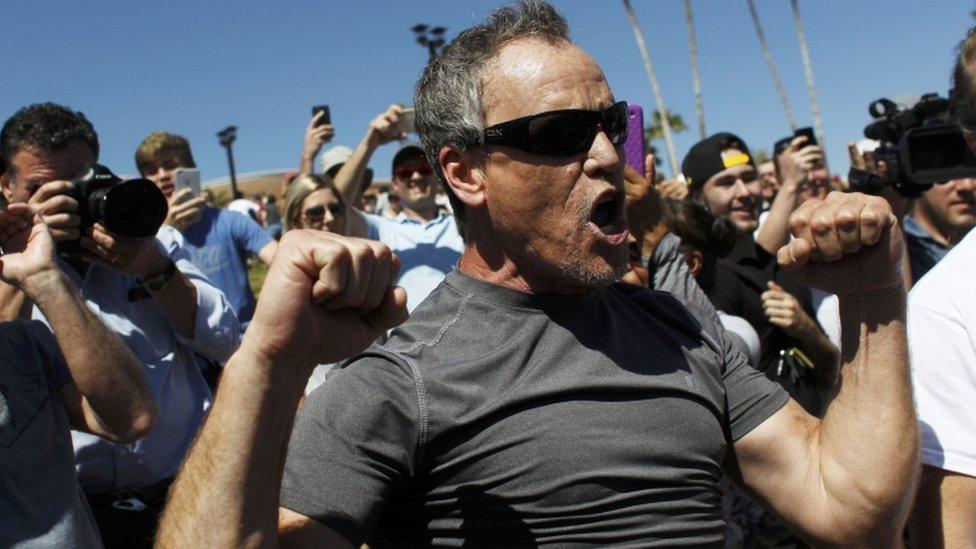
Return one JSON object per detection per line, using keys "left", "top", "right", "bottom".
{"left": 902, "top": 215, "right": 941, "bottom": 244}
{"left": 394, "top": 211, "right": 449, "bottom": 227}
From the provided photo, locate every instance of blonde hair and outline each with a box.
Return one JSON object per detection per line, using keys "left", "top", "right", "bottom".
{"left": 282, "top": 173, "right": 345, "bottom": 232}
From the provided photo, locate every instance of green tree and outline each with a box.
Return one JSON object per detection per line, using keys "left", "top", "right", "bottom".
{"left": 754, "top": 147, "right": 771, "bottom": 165}
{"left": 644, "top": 109, "right": 688, "bottom": 166}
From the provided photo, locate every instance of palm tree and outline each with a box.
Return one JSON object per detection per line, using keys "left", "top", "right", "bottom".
{"left": 683, "top": 0, "right": 706, "bottom": 140}
{"left": 622, "top": 0, "right": 680, "bottom": 178}
{"left": 791, "top": 0, "right": 824, "bottom": 146}
{"left": 746, "top": 0, "right": 797, "bottom": 130}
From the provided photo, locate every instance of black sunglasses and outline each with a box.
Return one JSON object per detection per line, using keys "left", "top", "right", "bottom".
{"left": 483, "top": 101, "right": 629, "bottom": 156}
{"left": 303, "top": 202, "right": 346, "bottom": 219}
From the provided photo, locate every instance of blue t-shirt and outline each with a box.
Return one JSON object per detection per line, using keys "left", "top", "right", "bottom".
{"left": 182, "top": 207, "right": 273, "bottom": 326}
{"left": 1, "top": 320, "right": 104, "bottom": 548}
{"left": 363, "top": 212, "right": 463, "bottom": 312}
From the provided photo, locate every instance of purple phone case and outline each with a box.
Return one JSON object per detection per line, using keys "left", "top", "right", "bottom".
{"left": 624, "top": 103, "right": 645, "bottom": 176}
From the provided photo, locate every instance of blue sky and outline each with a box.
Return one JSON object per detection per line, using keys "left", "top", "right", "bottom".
{"left": 5, "top": 1, "right": 973, "bottom": 184}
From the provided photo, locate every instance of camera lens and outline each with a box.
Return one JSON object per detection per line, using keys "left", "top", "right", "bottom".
{"left": 99, "top": 178, "right": 168, "bottom": 238}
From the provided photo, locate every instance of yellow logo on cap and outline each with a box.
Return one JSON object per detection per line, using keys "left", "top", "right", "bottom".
{"left": 721, "top": 151, "right": 751, "bottom": 169}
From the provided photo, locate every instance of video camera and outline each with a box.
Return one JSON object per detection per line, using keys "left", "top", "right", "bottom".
{"left": 849, "top": 93, "right": 976, "bottom": 197}
{"left": 58, "top": 164, "right": 168, "bottom": 257}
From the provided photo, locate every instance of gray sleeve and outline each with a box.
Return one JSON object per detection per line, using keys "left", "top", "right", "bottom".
{"left": 720, "top": 332, "right": 789, "bottom": 441}
{"left": 280, "top": 354, "right": 423, "bottom": 545}
{"left": 650, "top": 233, "right": 724, "bottom": 341}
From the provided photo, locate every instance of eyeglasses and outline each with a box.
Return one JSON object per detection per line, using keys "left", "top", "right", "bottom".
{"left": 302, "top": 202, "right": 346, "bottom": 220}
{"left": 483, "top": 101, "right": 629, "bottom": 156}
{"left": 394, "top": 163, "right": 434, "bottom": 181}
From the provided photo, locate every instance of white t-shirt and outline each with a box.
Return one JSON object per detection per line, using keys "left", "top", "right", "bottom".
{"left": 908, "top": 228, "right": 976, "bottom": 477}
{"left": 717, "top": 311, "right": 761, "bottom": 367}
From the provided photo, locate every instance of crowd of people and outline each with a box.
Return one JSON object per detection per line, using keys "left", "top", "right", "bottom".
{"left": 2, "top": 1, "right": 975, "bottom": 547}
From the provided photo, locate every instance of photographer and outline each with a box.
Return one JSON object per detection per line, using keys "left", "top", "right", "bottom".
{"left": 0, "top": 203, "right": 156, "bottom": 548}
{"left": 0, "top": 103, "right": 239, "bottom": 548}
{"left": 135, "top": 131, "right": 277, "bottom": 329}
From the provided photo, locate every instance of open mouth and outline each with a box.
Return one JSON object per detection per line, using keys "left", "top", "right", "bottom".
{"left": 588, "top": 191, "right": 628, "bottom": 242}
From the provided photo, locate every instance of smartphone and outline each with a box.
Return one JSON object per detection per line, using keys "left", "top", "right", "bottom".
{"left": 624, "top": 103, "right": 646, "bottom": 176}
{"left": 393, "top": 107, "right": 416, "bottom": 135}
{"left": 312, "top": 105, "right": 331, "bottom": 127}
{"left": 794, "top": 126, "right": 817, "bottom": 146}
{"left": 173, "top": 167, "right": 201, "bottom": 198}
{"left": 773, "top": 136, "right": 793, "bottom": 158}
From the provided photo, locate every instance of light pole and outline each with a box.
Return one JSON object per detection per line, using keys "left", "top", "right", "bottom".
{"left": 412, "top": 24, "right": 447, "bottom": 62}
{"left": 217, "top": 126, "right": 242, "bottom": 200}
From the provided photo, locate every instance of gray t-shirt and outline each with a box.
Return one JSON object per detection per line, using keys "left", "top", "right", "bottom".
{"left": 282, "top": 271, "right": 788, "bottom": 546}
{"left": 0, "top": 320, "right": 103, "bottom": 549}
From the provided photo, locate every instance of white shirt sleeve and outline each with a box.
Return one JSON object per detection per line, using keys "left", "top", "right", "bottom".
{"left": 908, "top": 232, "right": 976, "bottom": 477}
{"left": 157, "top": 225, "right": 242, "bottom": 362}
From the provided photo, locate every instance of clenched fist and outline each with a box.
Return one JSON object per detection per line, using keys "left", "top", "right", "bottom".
{"left": 777, "top": 191, "right": 903, "bottom": 298}
{"left": 244, "top": 230, "right": 408, "bottom": 371}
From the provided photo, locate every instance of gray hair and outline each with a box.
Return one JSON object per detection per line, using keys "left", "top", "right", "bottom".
{"left": 414, "top": 0, "right": 570, "bottom": 240}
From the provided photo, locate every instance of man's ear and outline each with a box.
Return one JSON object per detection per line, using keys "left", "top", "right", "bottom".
{"left": 0, "top": 170, "right": 14, "bottom": 203}
{"left": 439, "top": 146, "right": 486, "bottom": 209}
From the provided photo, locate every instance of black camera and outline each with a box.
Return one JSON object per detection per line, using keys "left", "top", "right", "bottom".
{"left": 849, "top": 93, "right": 976, "bottom": 197}
{"left": 58, "top": 164, "right": 168, "bottom": 256}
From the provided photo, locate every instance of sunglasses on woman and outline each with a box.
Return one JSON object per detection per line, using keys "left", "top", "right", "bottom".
{"left": 482, "top": 101, "right": 629, "bottom": 156}
{"left": 302, "top": 202, "right": 346, "bottom": 220}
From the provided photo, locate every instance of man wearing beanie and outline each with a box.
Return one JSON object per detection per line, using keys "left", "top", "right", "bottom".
{"left": 682, "top": 133, "right": 838, "bottom": 415}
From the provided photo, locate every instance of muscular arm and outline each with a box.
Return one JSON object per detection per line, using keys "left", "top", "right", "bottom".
{"left": 732, "top": 292, "right": 916, "bottom": 544}
{"left": 910, "top": 466, "right": 976, "bottom": 548}
{"left": 730, "top": 193, "right": 918, "bottom": 545}
{"left": 156, "top": 231, "right": 407, "bottom": 547}
{"left": 158, "top": 342, "right": 324, "bottom": 547}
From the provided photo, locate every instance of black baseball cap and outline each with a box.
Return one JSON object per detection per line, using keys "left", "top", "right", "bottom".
{"left": 391, "top": 141, "right": 426, "bottom": 172}
{"left": 681, "top": 132, "right": 755, "bottom": 190}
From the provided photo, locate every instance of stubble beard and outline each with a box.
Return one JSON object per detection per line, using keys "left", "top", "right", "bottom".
{"left": 556, "top": 199, "right": 629, "bottom": 288}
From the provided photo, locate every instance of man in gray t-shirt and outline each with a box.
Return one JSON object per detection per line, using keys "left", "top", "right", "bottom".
{"left": 0, "top": 205, "right": 156, "bottom": 547}
{"left": 159, "top": 3, "right": 917, "bottom": 547}
{"left": 282, "top": 270, "right": 787, "bottom": 545}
